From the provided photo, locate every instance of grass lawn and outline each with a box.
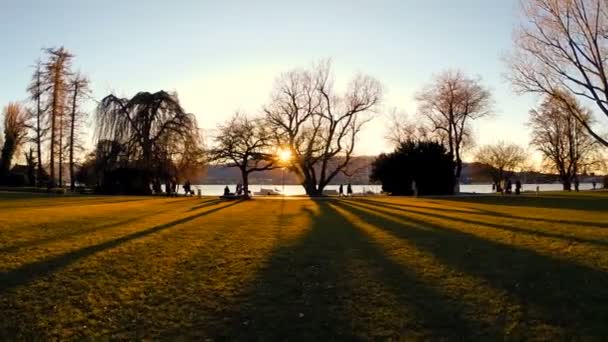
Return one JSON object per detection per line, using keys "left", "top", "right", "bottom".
{"left": 0, "top": 191, "right": 607, "bottom": 339}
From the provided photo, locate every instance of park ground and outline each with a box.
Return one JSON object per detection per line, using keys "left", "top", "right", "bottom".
{"left": 0, "top": 192, "right": 607, "bottom": 340}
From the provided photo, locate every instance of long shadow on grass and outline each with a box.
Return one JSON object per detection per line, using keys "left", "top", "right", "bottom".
{"left": 0, "top": 217, "right": 143, "bottom": 253}
{"left": 357, "top": 198, "right": 608, "bottom": 229}
{"left": 188, "top": 198, "right": 224, "bottom": 211}
{"left": 443, "top": 193, "right": 608, "bottom": 212}
{"left": 200, "top": 201, "right": 492, "bottom": 340}
{"left": 0, "top": 200, "right": 244, "bottom": 294}
{"left": 352, "top": 199, "right": 608, "bottom": 246}
{"left": 335, "top": 200, "right": 608, "bottom": 338}
{"left": 0, "top": 196, "right": 154, "bottom": 210}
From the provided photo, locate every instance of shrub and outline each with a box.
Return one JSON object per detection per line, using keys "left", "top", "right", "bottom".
{"left": 371, "top": 140, "right": 455, "bottom": 196}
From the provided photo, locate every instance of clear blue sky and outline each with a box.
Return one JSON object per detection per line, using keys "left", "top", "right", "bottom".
{"left": 0, "top": 0, "right": 537, "bottom": 158}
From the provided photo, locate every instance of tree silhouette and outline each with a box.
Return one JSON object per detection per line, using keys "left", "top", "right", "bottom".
{"left": 96, "top": 91, "right": 201, "bottom": 194}
{"left": 208, "top": 113, "right": 277, "bottom": 198}
{"left": 529, "top": 93, "right": 600, "bottom": 190}
{"left": 509, "top": 0, "right": 608, "bottom": 147}
{"left": 265, "top": 60, "right": 382, "bottom": 196}
{"left": 66, "top": 73, "right": 90, "bottom": 191}
{"left": 371, "top": 140, "right": 455, "bottom": 196}
{"left": 1, "top": 103, "right": 29, "bottom": 178}
{"left": 475, "top": 142, "right": 527, "bottom": 184}
{"left": 27, "top": 60, "right": 49, "bottom": 187}
{"left": 416, "top": 70, "right": 492, "bottom": 188}
{"left": 43, "top": 47, "right": 73, "bottom": 187}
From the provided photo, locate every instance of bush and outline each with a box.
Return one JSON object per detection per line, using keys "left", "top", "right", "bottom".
{"left": 371, "top": 140, "right": 455, "bottom": 196}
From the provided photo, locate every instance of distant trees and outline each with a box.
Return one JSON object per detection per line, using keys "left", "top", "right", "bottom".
{"left": 208, "top": 113, "right": 277, "bottom": 198}
{"left": 416, "top": 70, "right": 493, "bottom": 187}
{"left": 1, "top": 103, "right": 29, "bottom": 179}
{"left": 475, "top": 142, "right": 527, "bottom": 184}
{"left": 96, "top": 91, "right": 203, "bottom": 194}
{"left": 529, "top": 93, "right": 600, "bottom": 190}
{"left": 371, "top": 140, "right": 455, "bottom": 196}
{"left": 509, "top": 0, "right": 608, "bottom": 147}
{"left": 265, "top": 60, "right": 382, "bottom": 196}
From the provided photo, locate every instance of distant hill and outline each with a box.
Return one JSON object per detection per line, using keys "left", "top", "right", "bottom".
{"left": 194, "top": 158, "right": 605, "bottom": 185}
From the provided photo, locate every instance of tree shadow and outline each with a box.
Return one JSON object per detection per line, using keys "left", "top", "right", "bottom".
{"left": 443, "top": 193, "right": 608, "bottom": 212}
{"left": 334, "top": 200, "right": 608, "bottom": 338}
{"left": 0, "top": 200, "right": 244, "bottom": 294}
{"left": 0, "top": 196, "right": 153, "bottom": 209}
{"left": 351, "top": 199, "right": 608, "bottom": 246}
{"left": 188, "top": 200, "right": 494, "bottom": 340}
{"left": 0, "top": 217, "right": 143, "bottom": 254}
{"left": 356, "top": 198, "right": 608, "bottom": 229}
{"left": 188, "top": 198, "right": 224, "bottom": 211}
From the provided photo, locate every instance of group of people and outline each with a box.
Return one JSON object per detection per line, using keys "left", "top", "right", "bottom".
{"left": 492, "top": 179, "right": 522, "bottom": 195}
{"left": 223, "top": 183, "right": 250, "bottom": 197}
{"left": 339, "top": 183, "right": 353, "bottom": 197}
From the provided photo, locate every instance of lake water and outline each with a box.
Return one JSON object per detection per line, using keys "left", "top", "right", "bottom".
{"left": 184, "top": 183, "right": 596, "bottom": 196}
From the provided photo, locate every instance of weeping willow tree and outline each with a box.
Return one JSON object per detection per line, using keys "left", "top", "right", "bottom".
{"left": 95, "top": 91, "right": 203, "bottom": 194}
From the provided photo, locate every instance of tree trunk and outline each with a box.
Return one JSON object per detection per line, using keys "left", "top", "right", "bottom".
{"left": 562, "top": 181, "right": 571, "bottom": 191}
{"left": 35, "top": 96, "right": 44, "bottom": 187}
{"left": 303, "top": 181, "right": 323, "bottom": 197}
{"left": 49, "top": 103, "right": 56, "bottom": 188}
{"left": 241, "top": 170, "right": 250, "bottom": 199}
{"left": 58, "top": 116, "right": 64, "bottom": 187}
{"left": 69, "top": 84, "right": 78, "bottom": 192}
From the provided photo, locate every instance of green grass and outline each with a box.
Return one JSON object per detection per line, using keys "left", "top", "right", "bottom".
{"left": 0, "top": 191, "right": 607, "bottom": 340}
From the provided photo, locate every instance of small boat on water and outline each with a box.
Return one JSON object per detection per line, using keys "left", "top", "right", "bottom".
{"left": 253, "top": 188, "right": 282, "bottom": 196}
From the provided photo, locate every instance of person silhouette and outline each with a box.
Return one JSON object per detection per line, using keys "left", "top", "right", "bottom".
{"left": 515, "top": 180, "right": 522, "bottom": 195}
{"left": 347, "top": 183, "right": 353, "bottom": 196}
{"left": 224, "top": 185, "right": 230, "bottom": 196}
{"left": 339, "top": 184, "right": 344, "bottom": 197}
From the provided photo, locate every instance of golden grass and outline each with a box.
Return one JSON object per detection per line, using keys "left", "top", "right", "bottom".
{"left": 0, "top": 191, "right": 606, "bottom": 339}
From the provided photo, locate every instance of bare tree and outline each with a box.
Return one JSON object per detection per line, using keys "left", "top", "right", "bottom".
{"left": 208, "top": 113, "right": 277, "bottom": 197}
{"left": 43, "top": 47, "right": 73, "bottom": 187}
{"left": 27, "top": 60, "right": 49, "bottom": 186}
{"left": 66, "top": 73, "right": 90, "bottom": 191}
{"left": 475, "top": 142, "right": 528, "bottom": 183}
{"left": 509, "top": 0, "right": 608, "bottom": 147}
{"left": 385, "top": 108, "right": 432, "bottom": 147}
{"left": 529, "top": 92, "right": 600, "bottom": 189}
{"left": 416, "top": 70, "right": 493, "bottom": 186}
{"left": 1, "top": 103, "right": 29, "bottom": 177}
{"left": 265, "top": 60, "right": 382, "bottom": 196}
{"left": 96, "top": 91, "right": 201, "bottom": 194}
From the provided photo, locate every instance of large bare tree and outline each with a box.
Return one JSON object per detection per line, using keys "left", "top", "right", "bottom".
{"left": 265, "top": 60, "right": 382, "bottom": 196}
{"left": 208, "top": 113, "right": 277, "bottom": 197}
{"left": 96, "top": 91, "right": 201, "bottom": 194}
{"left": 529, "top": 92, "right": 600, "bottom": 189}
{"left": 475, "top": 142, "right": 528, "bottom": 183}
{"left": 27, "top": 60, "right": 49, "bottom": 186}
{"left": 66, "top": 73, "right": 90, "bottom": 191}
{"left": 509, "top": 0, "right": 608, "bottom": 147}
{"left": 43, "top": 47, "right": 73, "bottom": 187}
{"left": 1, "top": 103, "right": 29, "bottom": 177}
{"left": 416, "top": 70, "right": 492, "bottom": 187}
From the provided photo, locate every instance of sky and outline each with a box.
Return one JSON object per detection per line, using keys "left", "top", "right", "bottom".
{"left": 0, "top": 0, "right": 539, "bottom": 160}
